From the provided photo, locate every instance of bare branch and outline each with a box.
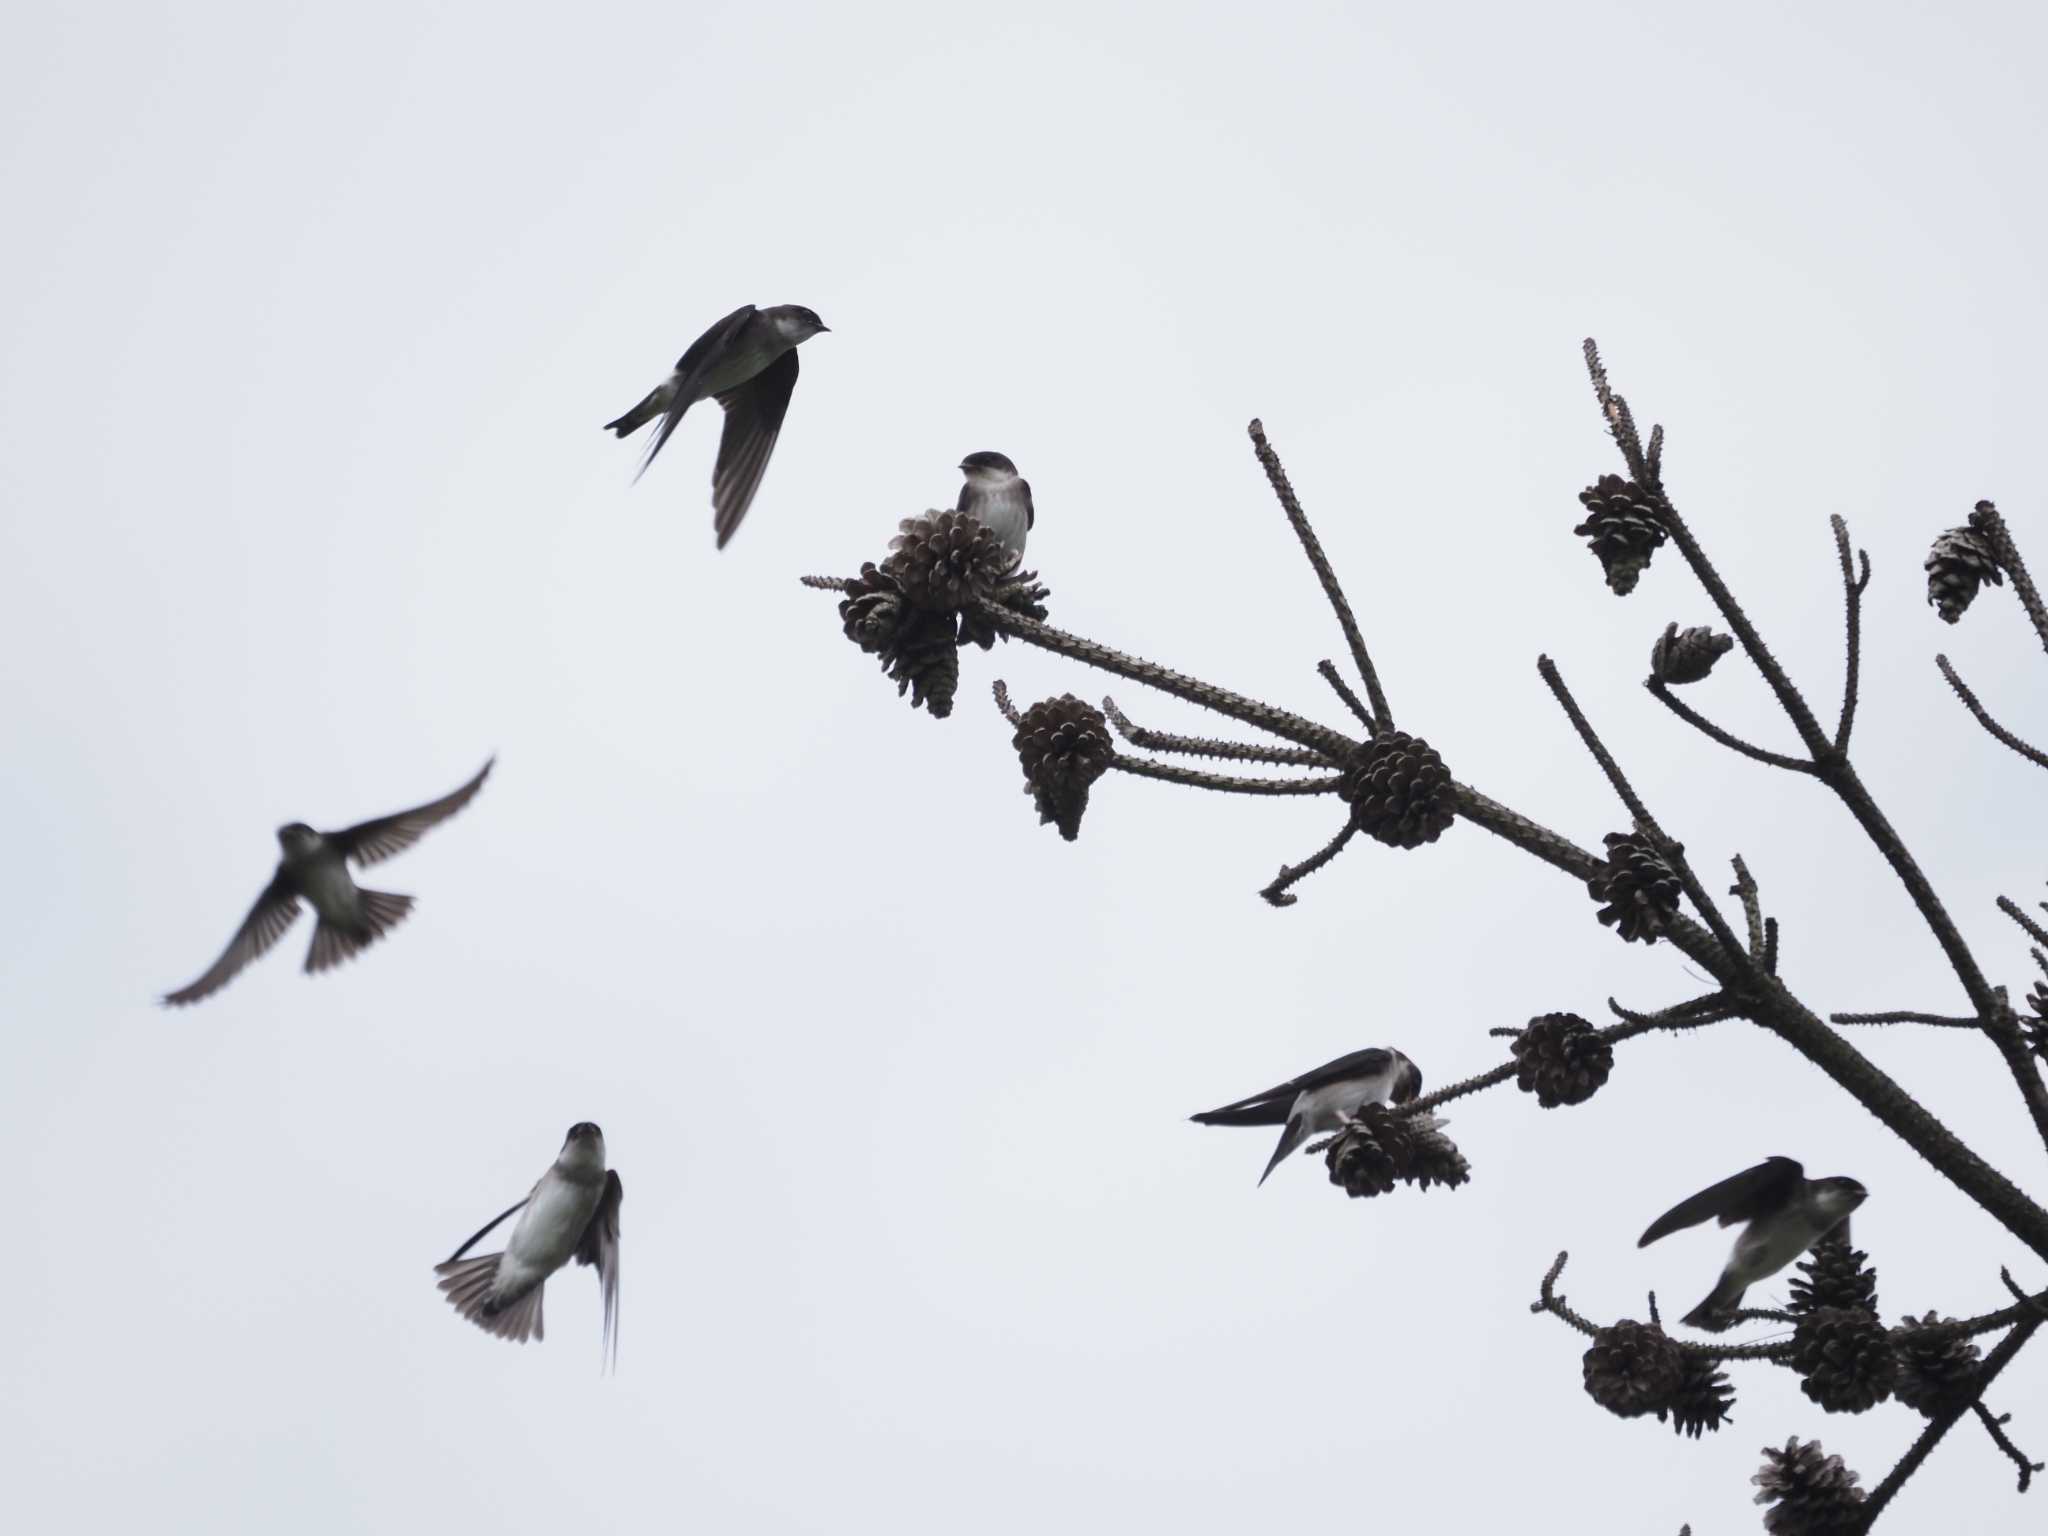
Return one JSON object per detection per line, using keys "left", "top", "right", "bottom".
{"left": 1730, "top": 856, "right": 1765, "bottom": 960}
{"left": 1108, "top": 756, "right": 1342, "bottom": 796}
{"left": 1582, "top": 341, "right": 1651, "bottom": 483}
{"left": 1100, "top": 695, "right": 1333, "bottom": 767}
{"left": 1259, "top": 820, "right": 1358, "bottom": 908}
{"left": 2000, "top": 896, "right": 2048, "bottom": 952}
{"left": 1831, "top": 1011, "right": 1984, "bottom": 1029}
{"left": 967, "top": 600, "right": 1358, "bottom": 760}
{"left": 1936, "top": 654, "right": 2048, "bottom": 771}
{"left": 1646, "top": 678, "right": 1818, "bottom": 773}
{"left": 1247, "top": 419, "right": 1394, "bottom": 728}
{"left": 1529, "top": 1252, "right": 1794, "bottom": 1361}
{"left": 1832, "top": 514, "right": 1871, "bottom": 753}
{"left": 1316, "top": 659, "right": 1376, "bottom": 734}
{"left": 1538, "top": 655, "right": 1749, "bottom": 961}
{"left": 1972, "top": 1403, "right": 2042, "bottom": 1493}
{"left": 1971, "top": 500, "right": 2048, "bottom": 659}
{"left": 991, "top": 678, "right": 1021, "bottom": 727}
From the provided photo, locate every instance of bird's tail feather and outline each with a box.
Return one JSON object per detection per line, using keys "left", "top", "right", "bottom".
{"left": 604, "top": 387, "right": 669, "bottom": 439}
{"left": 1257, "top": 1117, "right": 1307, "bottom": 1187}
{"left": 305, "top": 890, "right": 414, "bottom": 974}
{"left": 1189, "top": 1103, "right": 1289, "bottom": 1128}
{"left": 1681, "top": 1273, "right": 1748, "bottom": 1330}
{"left": 435, "top": 1254, "right": 546, "bottom": 1344}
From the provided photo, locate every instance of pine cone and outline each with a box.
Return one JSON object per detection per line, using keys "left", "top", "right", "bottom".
{"left": 1574, "top": 474, "right": 1668, "bottom": 595}
{"left": 1324, "top": 1105, "right": 1468, "bottom": 1198}
{"left": 885, "top": 510, "right": 1016, "bottom": 611}
{"left": 1925, "top": 523, "right": 2004, "bottom": 623}
{"left": 1586, "top": 833, "right": 1684, "bottom": 943}
{"left": 1337, "top": 730, "right": 1456, "bottom": 849}
{"left": 1787, "top": 1236, "right": 1879, "bottom": 1318}
{"left": 1660, "top": 1355, "right": 1735, "bottom": 1438}
{"left": 1012, "top": 695, "right": 1114, "bottom": 841}
{"left": 1650, "top": 622, "right": 1734, "bottom": 685}
{"left": 1582, "top": 1319, "right": 1684, "bottom": 1420}
{"left": 1890, "top": 1313, "right": 1982, "bottom": 1417}
{"left": 1752, "top": 1438, "right": 1866, "bottom": 1535}
{"left": 1791, "top": 1307, "right": 1897, "bottom": 1414}
{"left": 1511, "top": 1012, "right": 1613, "bottom": 1108}
{"left": 886, "top": 620, "right": 961, "bottom": 718}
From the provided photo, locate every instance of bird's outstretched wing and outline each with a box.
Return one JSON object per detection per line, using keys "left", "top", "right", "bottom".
{"left": 329, "top": 757, "right": 494, "bottom": 867}
{"left": 710, "top": 346, "right": 798, "bottom": 549}
{"left": 574, "top": 1170, "right": 623, "bottom": 1371}
{"left": 638, "top": 304, "right": 757, "bottom": 480}
{"left": 1638, "top": 1156, "right": 1804, "bottom": 1247}
{"left": 442, "top": 1196, "right": 530, "bottom": 1264}
{"left": 161, "top": 871, "right": 302, "bottom": 1007}
{"left": 1189, "top": 1047, "right": 1396, "bottom": 1126}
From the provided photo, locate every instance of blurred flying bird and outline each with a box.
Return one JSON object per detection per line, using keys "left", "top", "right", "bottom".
{"left": 1638, "top": 1155, "right": 1867, "bottom": 1328}
{"left": 161, "top": 757, "right": 494, "bottom": 1007}
{"left": 1191, "top": 1047, "right": 1424, "bottom": 1185}
{"left": 435, "top": 1122, "right": 623, "bottom": 1369}
{"left": 605, "top": 303, "right": 829, "bottom": 549}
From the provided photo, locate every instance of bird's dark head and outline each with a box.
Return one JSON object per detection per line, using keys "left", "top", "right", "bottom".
{"left": 959, "top": 450, "right": 1018, "bottom": 479}
{"left": 560, "top": 1122, "right": 606, "bottom": 1173}
{"left": 771, "top": 305, "right": 829, "bottom": 340}
{"left": 1389, "top": 1050, "right": 1424, "bottom": 1105}
{"left": 276, "top": 822, "right": 321, "bottom": 856}
{"left": 1815, "top": 1176, "right": 1868, "bottom": 1218}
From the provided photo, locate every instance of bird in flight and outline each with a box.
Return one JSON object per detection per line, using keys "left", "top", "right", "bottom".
{"left": 1191, "top": 1046, "right": 1424, "bottom": 1185}
{"left": 605, "top": 303, "right": 829, "bottom": 550}
{"left": 160, "top": 757, "right": 494, "bottom": 1007}
{"left": 435, "top": 1122, "right": 623, "bottom": 1369}
{"left": 1638, "top": 1155, "right": 1867, "bottom": 1328}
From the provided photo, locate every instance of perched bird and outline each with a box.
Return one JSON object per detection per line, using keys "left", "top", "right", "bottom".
{"left": 1638, "top": 1156, "right": 1867, "bottom": 1328}
{"left": 956, "top": 450, "right": 1034, "bottom": 565}
{"left": 161, "top": 758, "right": 494, "bottom": 1007}
{"left": 435, "top": 1122, "right": 623, "bottom": 1368}
{"left": 1191, "top": 1047, "right": 1424, "bottom": 1186}
{"left": 605, "top": 303, "right": 829, "bottom": 549}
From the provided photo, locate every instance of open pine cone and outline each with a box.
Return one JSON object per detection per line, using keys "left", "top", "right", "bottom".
{"left": 1337, "top": 730, "right": 1456, "bottom": 848}
{"left": 1752, "top": 1438, "right": 1866, "bottom": 1536}
{"left": 1581, "top": 1319, "right": 1683, "bottom": 1420}
{"left": 1510, "top": 1012, "right": 1613, "bottom": 1108}
{"left": 1012, "top": 694, "right": 1114, "bottom": 841}
{"left": 1924, "top": 520, "right": 2003, "bottom": 624}
{"left": 1587, "top": 832, "right": 1684, "bottom": 943}
{"left": 1574, "top": 474, "right": 1668, "bottom": 595}
{"left": 1791, "top": 1306, "right": 1897, "bottom": 1414}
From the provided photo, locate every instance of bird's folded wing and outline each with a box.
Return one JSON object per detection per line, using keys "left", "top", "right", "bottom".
{"left": 1195, "top": 1047, "right": 1394, "bottom": 1120}
{"left": 331, "top": 757, "right": 494, "bottom": 867}
{"left": 1638, "top": 1156, "right": 1804, "bottom": 1247}
{"left": 711, "top": 347, "right": 798, "bottom": 549}
{"left": 161, "top": 873, "right": 302, "bottom": 1007}
{"left": 442, "top": 1196, "right": 529, "bottom": 1264}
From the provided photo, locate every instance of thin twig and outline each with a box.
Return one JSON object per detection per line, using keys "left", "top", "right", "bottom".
{"left": 1832, "top": 514, "right": 1870, "bottom": 753}
{"left": 1860, "top": 1309, "right": 2043, "bottom": 1527}
{"left": 799, "top": 573, "right": 860, "bottom": 593}
{"left": 1830, "top": 1011, "right": 1984, "bottom": 1029}
{"left": 1538, "top": 655, "right": 1749, "bottom": 961}
{"left": 1108, "top": 756, "right": 1341, "bottom": 796}
{"left": 2000, "top": 897, "right": 2048, "bottom": 952}
{"left": 1316, "top": 660, "right": 1376, "bottom": 734}
{"left": 1528, "top": 1252, "right": 1794, "bottom": 1360}
{"left": 1646, "top": 678, "right": 1817, "bottom": 773}
{"left": 1731, "top": 856, "right": 1765, "bottom": 960}
{"left": 1259, "top": 820, "right": 1358, "bottom": 908}
{"left": 1530, "top": 1252, "right": 1599, "bottom": 1336}
{"left": 1583, "top": 342, "right": 1651, "bottom": 483}
{"left": 1972, "top": 501, "right": 2048, "bottom": 659}
{"left": 1972, "top": 1404, "right": 2042, "bottom": 1493}
{"left": 1100, "top": 695, "right": 1333, "bottom": 766}
{"left": 1248, "top": 419, "right": 1394, "bottom": 728}
{"left": 1936, "top": 655, "right": 2048, "bottom": 771}
{"left": 1762, "top": 916, "right": 1779, "bottom": 975}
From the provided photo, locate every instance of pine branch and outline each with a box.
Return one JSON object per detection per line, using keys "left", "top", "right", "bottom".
{"left": 1101, "top": 695, "right": 1334, "bottom": 766}
{"left": 1833, "top": 514, "right": 1871, "bottom": 753}
{"left": 1936, "top": 654, "right": 2048, "bottom": 772}
{"left": 1647, "top": 677, "right": 1817, "bottom": 773}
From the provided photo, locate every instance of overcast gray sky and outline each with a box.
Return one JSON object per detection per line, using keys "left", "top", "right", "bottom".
{"left": 6, "top": 2, "right": 2047, "bottom": 1531}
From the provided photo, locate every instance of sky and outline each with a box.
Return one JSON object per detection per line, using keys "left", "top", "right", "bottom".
{"left": 4, "top": 2, "right": 2047, "bottom": 1531}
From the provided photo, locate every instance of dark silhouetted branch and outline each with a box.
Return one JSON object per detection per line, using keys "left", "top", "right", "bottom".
{"left": 1937, "top": 654, "right": 2048, "bottom": 771}
{"left": 1316, "top": 659, "right": 1376, "bottom": 733}
{"left": 1972, "top": 1404, "right": 2041, "bottom": 1493}
{"left": 1259, "top": 820, "right": 1357, "bottom": 908}
{"left": 1248, "top": 418, "right": 1393, "bottom": 729}
{"left": 1832, "top": 514, "right": 1871, "bottom": 753}
{"left": 1831, "top": 1011, "right": 1983, "bottom": 1030}
{"left": 1647, "top": 678, "right": 1816, "bottom": 773}
{"left": 1109, "top": 756, "right": 1341, "bottom": 796}
{"left": 1100, "top": 695, "right": 1333, "bottom": 766}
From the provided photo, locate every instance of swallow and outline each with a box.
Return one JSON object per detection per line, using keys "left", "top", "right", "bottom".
{"left": 1191, "top": 1047, "right": 1424, "bottom": 1185}
{"left": 160, "top": 757, "right": 494, "bottom": 1007}
{"left": 956, "top": 450, "right": 1034, "bottom": 565}
{"left": 435, "top": 1122, "right": 622, "bottom": 1368}
{"left": 1638, "top": 1156, "right": 1867, "bottom": 1328}
{"left": 605, "top": 303, "right": 829, "bottom": 549}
